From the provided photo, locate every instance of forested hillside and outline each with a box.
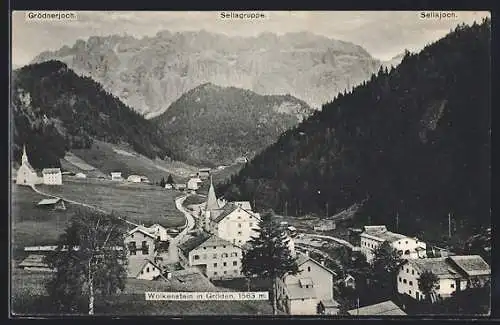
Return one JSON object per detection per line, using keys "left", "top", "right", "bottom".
{"left": 11, "top": 61, "right": 175, "bottom": 169}
{"left": 153, "top": 83, "right": 313, "bottom": 166}
{"left": 220, "top": 20, "right": 490, "bottom": 236}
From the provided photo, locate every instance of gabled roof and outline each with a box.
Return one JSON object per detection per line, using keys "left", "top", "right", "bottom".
{"left": 127, "top": 258, "right": 161, "bottom": 278}
{"left": 295, "top": 252, "right": 337, "bottom": 276}
{"left": 361, "top": 227, "right": 407, "bottom": 243}
{"left": 42, "top": 168, "right": 61, "bottom": 174}
{"left": 19, "top": 254, "right": 51, "bottom": 268}
{"left": 212, "top": 203, "right": 258, "bottom": 224}
{"left": 347, "top": 300, "right": 406, "bottom": 316}
{"left": 406, "top": 258, "right": 464, "bottom": 279}
{"left": 286, "top": 283, "right": 317, "bottom": 300}
{"left": 178, "top": 233, "right": 236, "bottom": 255}
{"left": 448, "top": 255, "right": 491, "bottom": 277}
{"left": 127, "top": 226, "right": 156, "bottom": 239}
{"left": 37, "top": 198, "right": 63, "bottom": 205}
{"left": 233, "top": 201, "right": 252, "bottom": 210}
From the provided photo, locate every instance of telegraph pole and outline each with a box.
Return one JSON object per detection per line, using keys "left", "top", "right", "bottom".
{"left": 396, "top": 211, "right": 399, "bottom": 232}
{"left": 448, "top": 212, "right": 451, "bottom": 238}
{"left": 284, "top": 200, "right": 288, "bottom": 217}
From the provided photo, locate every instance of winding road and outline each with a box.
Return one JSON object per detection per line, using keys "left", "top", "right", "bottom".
{"left": 165, "top": 195, "right": 197, "bottom": 263}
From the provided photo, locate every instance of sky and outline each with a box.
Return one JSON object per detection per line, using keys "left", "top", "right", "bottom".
{"left": 12, "top": 10, "right": 490, "bottom": 66}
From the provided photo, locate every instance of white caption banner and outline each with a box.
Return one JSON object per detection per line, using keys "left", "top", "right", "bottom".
{"left": 145, "top": 291, "right": 269, "bottom": 301}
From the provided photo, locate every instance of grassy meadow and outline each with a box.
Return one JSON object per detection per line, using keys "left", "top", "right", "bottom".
{"left": 70, "top": 140, "right": 198, "bottom": 183}
{"left": 36, "top": 178, "right": 186, "bottom": 227}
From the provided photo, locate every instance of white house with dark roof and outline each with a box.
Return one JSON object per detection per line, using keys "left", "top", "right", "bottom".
{"left": 127, "top": 258, "right": 162, "bottom": 280}
{"left": 397, "top": 255, "right": 490, "bottom": 302}
{"left": 178, "top": 232, "right": 243, "bottom": 280}
{"left": 42, "top": 168, "right": 62, "bottom": 185}
{"left": 187, "top": 177, "right": 203, "bottom": 191}
{"left": 276, "top": 252, "right": 338, "bottom": 315}
{"left": 111, "top": 172, "right": 123, "bottom": 181}
{"left": 124, "top": 226, "right": 156, "bottom": 259}
{"left": 360, "top": 225, "right": 426, "bottom": 263}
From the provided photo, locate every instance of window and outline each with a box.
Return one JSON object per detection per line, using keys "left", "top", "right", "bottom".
{"left": 223, "top": 245, "right": 226, "bottom": 248}
{"left": 403, "top": 279, "right": 407, "bottom": 284}
{"left": 307, "top": 266, "right": 311, "bottom": 272}
{"left": 203, "top": 247, "right": 206, "bottom": 250}
{"left": 214, "top": 263, "right": 218, "bottom": 267}
{"left": 213, "top": 246, "right": 217, "bottom": 249}
{"left": 250, "top": 223, "right": 253, "bottom": 227}
{"left": 409, "top": 290, "right": 412, "bottom": 295}
{"left": 146, "top": 267, "right": 150, "bottom": 273}
{"left": 141, "top": 241, "right": 149, "bottom": 255}
{"left": 450, "top": 283, "right": 455, "bottom": 288}
{"left": 233, "top": 261, "right": 237, "bottom": 266}
{"left": 223, "top": 262, "right": 227, "bottom": 267}
{"left": 405, "top": 241, "right": 408, "bottom": 244}
{"left": 194, "top": 255, "right": 200, "bottom": 260}
{"left": 238, "top": 223, "right": 242, "bottom": 228}
{"left": 234, "top": 270, "right": 238, "bottom": 273}
{"left": 128, "top": 242, "right": 137, "bottom": 255}
{"left": 214, "top": 271, "right": 218, "bottom": 276}
{"left": 399, "top": 277, "right": 402, "bottom": 283}
{"left": 409, "top": 281, "right": 413, "bottom": 286}
{"left": 213, "top": 254, "right": 217, "bottom": 258}
{"left": 412, "top": 270, "right": 414, "bottom": 275}
{"left": 238, "top": 231, "right": 242, "bottom": 235}
{"left": 157, "top": 236, "right": 161, "bottom": 241}
{"left": 131, "top": 234, "right": 134, "bottom": 238}
{"left": 436, "top": 284, "right": 440, "bottom": 290}
{"left": 224, "top": 271, "right": 227, "bottom": 274}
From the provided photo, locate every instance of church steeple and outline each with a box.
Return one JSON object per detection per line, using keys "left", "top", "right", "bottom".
{"left": 205, "top": 175, "right": 219, "bottom": 211}
{"left": 22, "top": 144, "right": 29, "bottom": 165}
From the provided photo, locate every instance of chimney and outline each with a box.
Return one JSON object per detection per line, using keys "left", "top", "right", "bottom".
{"left": 321, "top": 259, "right": 326, "bottom": 266}
{"left": 305, "top": 250, "right": 309, "bottom": 257}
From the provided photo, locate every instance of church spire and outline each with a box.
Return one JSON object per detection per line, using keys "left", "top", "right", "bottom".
{"left": 205, "top": 175, "right": 219, "bottom": 211}
{"left": 22, "top": 144, "right": 28, "bottom": 165}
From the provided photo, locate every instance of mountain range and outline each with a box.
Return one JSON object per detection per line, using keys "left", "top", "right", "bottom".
{"left": 32, "top": 30, "right": 384, "bottom": 118}
{"left": 153, "top": 83, "right": 313, "bottom": 166}
{"left": 220, "top": 20, "right": 491, "bottom": 242}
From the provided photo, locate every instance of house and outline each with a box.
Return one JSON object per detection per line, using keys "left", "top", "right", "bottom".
{"left": 178, "top": 232, "right": 243, "bottom": 280}
{"left": 42, "top": 168, "right": 63, "bottom": 185}
{"left": 343, "top": 274, "right": 356, "bottom": 289}
{"left": 111, "top": 172, "right": 123, "bottom": 181}
{"left": 18, "top": 254, "right": 54, "bottom": 272}
{"left": 140, "top": 176, "right": 150, "bottom": 183}
{"left": 127, "top": 175, "right": 142, "bottom": 183}
{"left": 446, "top": 255, "right": 491, "bottom": 287}
{"left": 124, "top": 226, "right": 156, "bottom": 259}
{"left": 318, "top": 299, "right": 340, "bottom": 315}
{"left": 187, "top": 177, "right": 203, "bottom": 191}
{"left": 164, "top": 184, "right": 173, "bottom": 189}
{"left": 145, "top": 224, "right": 172, "bottom": 242}
{"left": 198, "top": 168, "right": 211, "bottom": 179}
{"left": 75, "top": 172, "right": 87, "bottom": 179}
{"left": 16, "top": 145, "right": 42, "bottom": 186}
{"left": 127, "top": 258, "right": 162, "bottom": 280}
{"left": 314, "top": 220, "right": 336, "bottom": 232}
{"left": 360, "top": 225, "right": 427, "bottom": 263}
{"left": 276, "top": 252, "right": 338, "bottom": 315}
{"left": 36, "top": 198, "right": 66, "bottom": 211}
{"left": 347, "top": 300, "right": 406, "bottom": 316}
{"left": 396, "top": 255, "right": 491, "bottom": 302}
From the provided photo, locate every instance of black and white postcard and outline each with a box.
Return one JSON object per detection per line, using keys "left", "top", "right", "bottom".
{"left": 10, "top": 10, "right": 491, "bottom": 317}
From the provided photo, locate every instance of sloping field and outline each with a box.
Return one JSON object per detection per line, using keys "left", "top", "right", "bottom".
{"left": 10, "top": 184, "right": 88, "bottom": 260}
{"left": 71, "top": 140, "right": 197, "bottom": 183}
{"left": 36, "top": 178, "right": 185, "bottom": 227}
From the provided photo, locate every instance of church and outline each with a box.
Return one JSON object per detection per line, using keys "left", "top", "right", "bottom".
{"left": 16, "top": 145, "right": 42, "bottom": 186}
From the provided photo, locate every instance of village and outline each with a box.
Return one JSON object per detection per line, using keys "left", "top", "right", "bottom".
{"left": 12, "top": 144, "right": 491, "bottom": 316}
